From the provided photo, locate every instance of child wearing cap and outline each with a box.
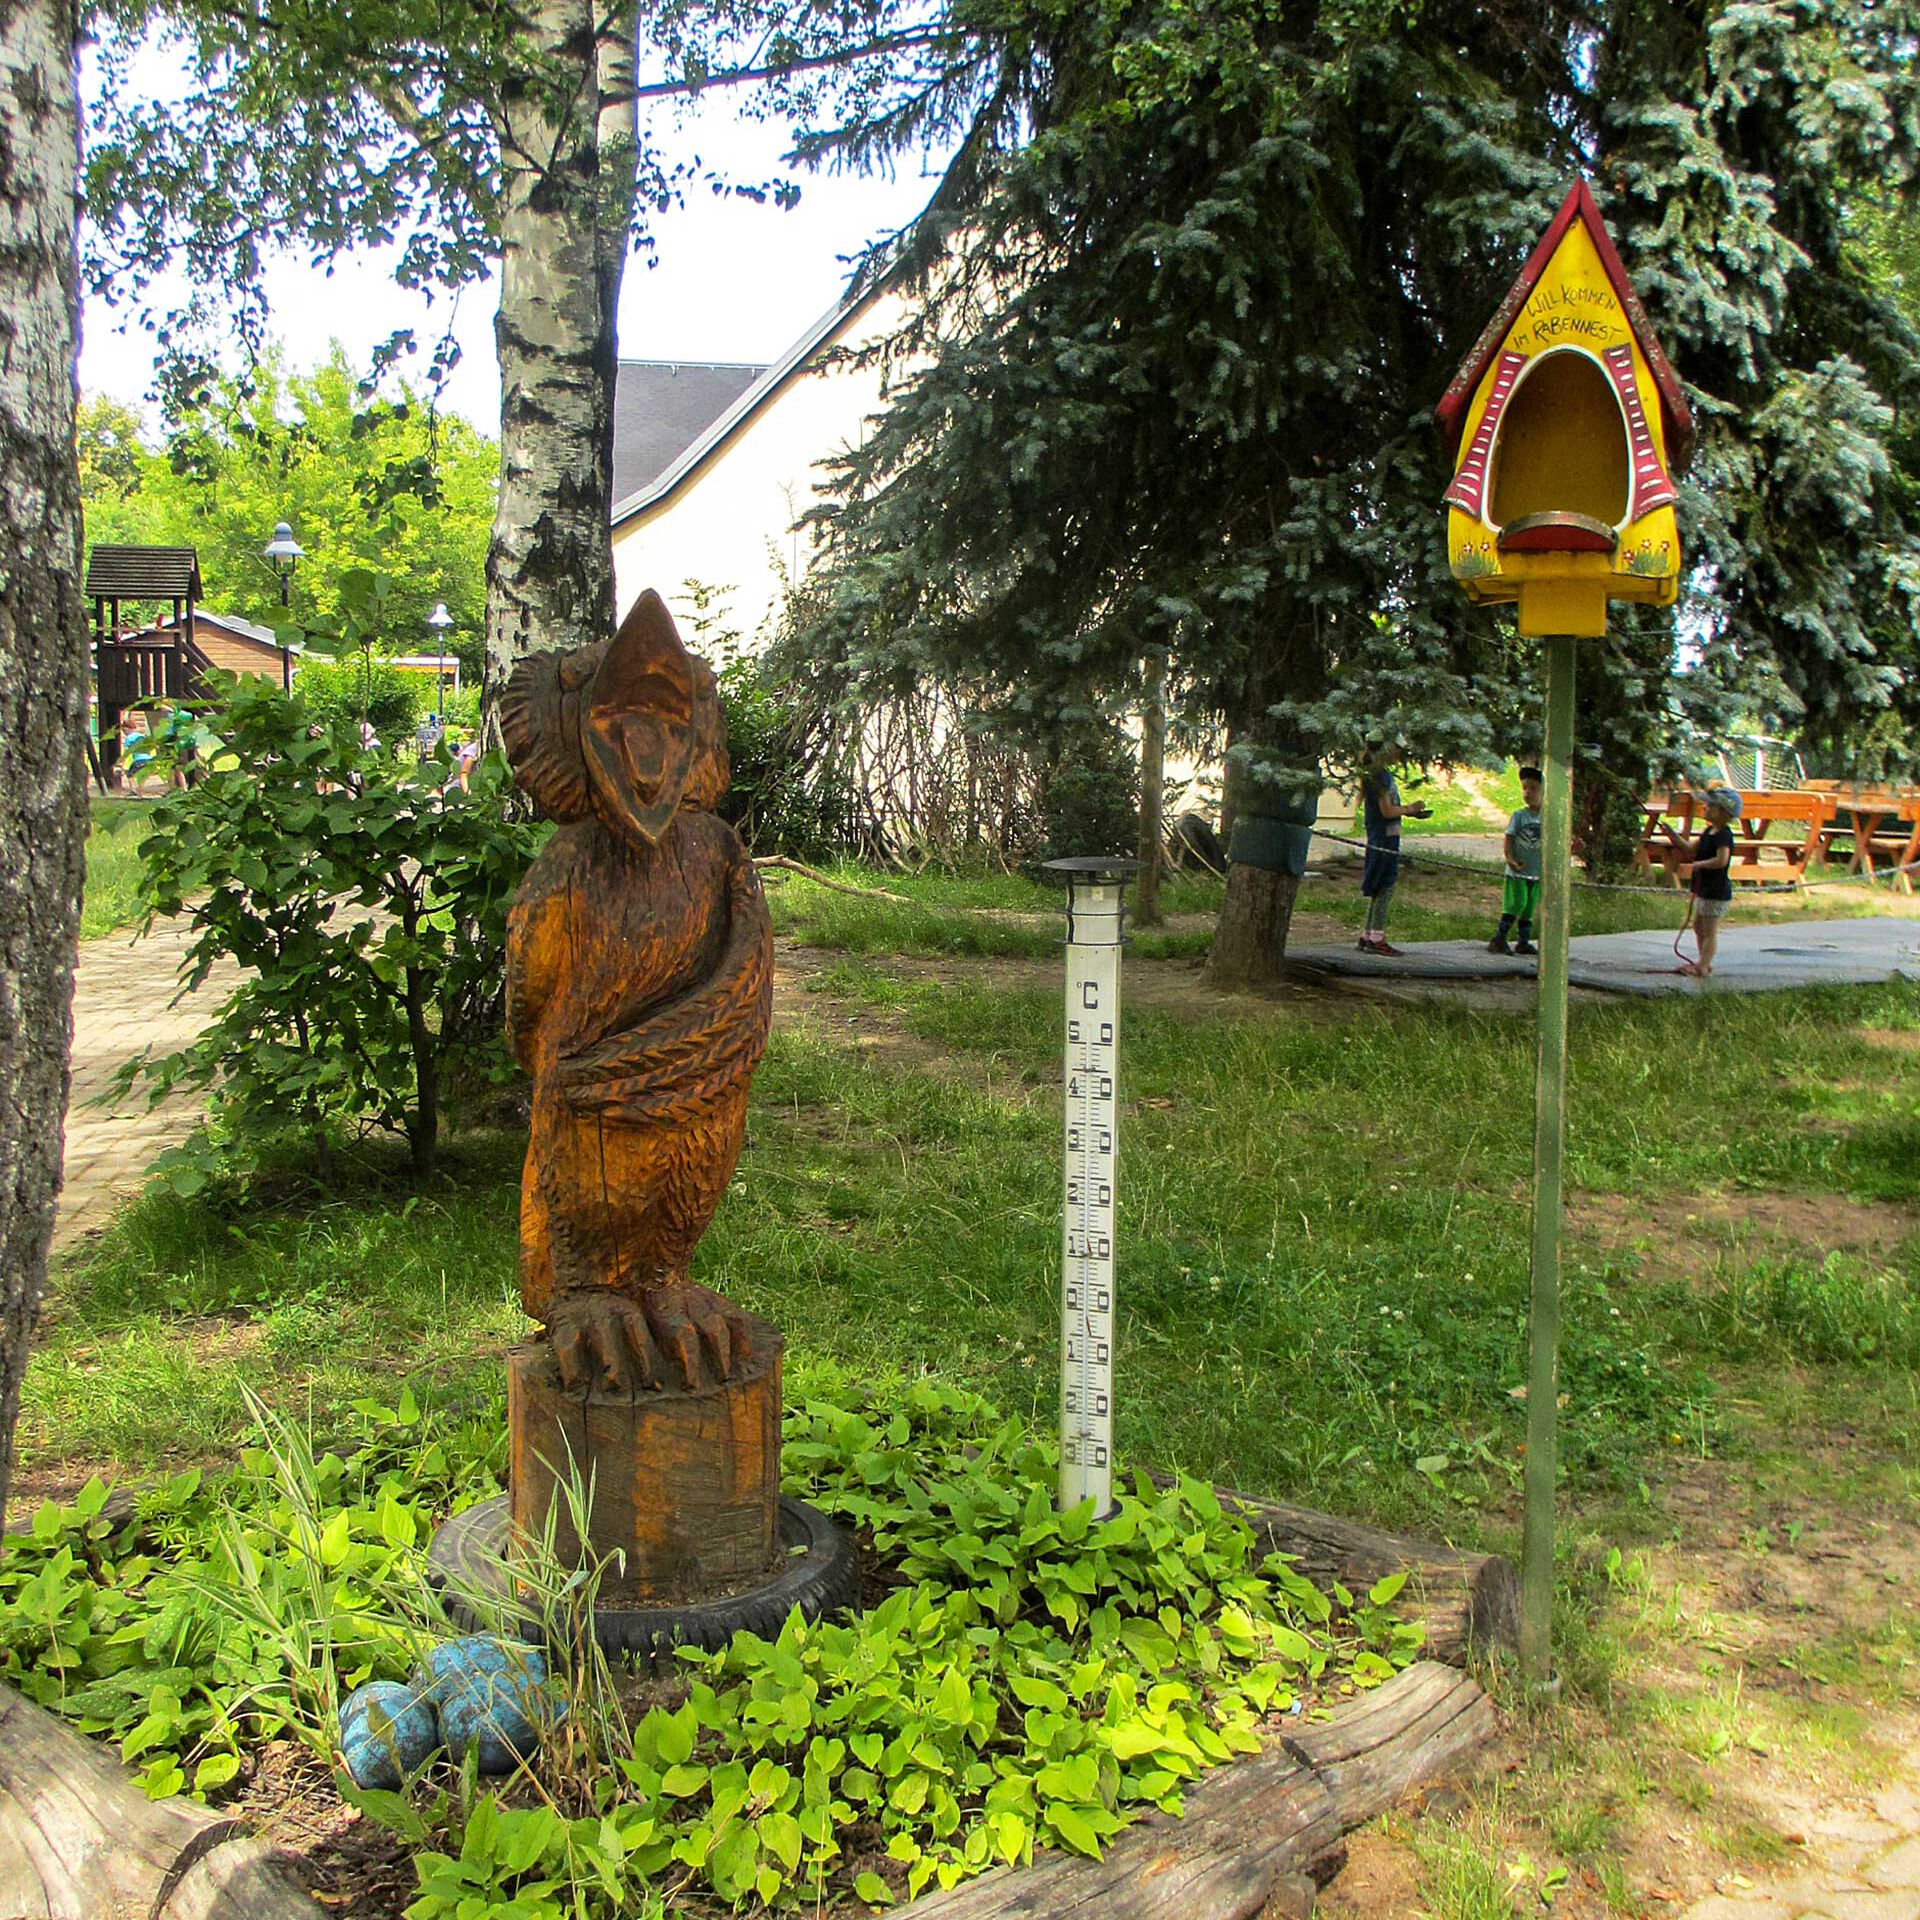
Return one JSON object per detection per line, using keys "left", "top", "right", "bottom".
{"left": 1489, "top": 765, "right": 1544, "bottom": 956}
{"left": 1666, "top": 787, "right": 1739, "bottom": 976}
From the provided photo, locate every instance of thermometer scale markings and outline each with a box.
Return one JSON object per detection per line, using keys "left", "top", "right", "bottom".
{"left": 1060, "top": 976, "right": 1118, "bottom": 1503}
{"left": 1046, "top": 859, "right": 1135, "bottom": 1520}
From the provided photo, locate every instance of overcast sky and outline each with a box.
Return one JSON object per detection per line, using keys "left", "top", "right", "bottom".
{"left": 78, "top": 61, "right": 955, "bottom": 434}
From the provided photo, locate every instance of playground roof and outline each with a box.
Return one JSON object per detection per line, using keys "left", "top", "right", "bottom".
{"left": 84, "top": 546, "right": 203, "bottom": 601}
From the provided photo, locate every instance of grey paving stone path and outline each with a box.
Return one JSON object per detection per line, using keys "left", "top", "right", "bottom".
{"left": 1289, "top": 918, "right": 1920, "bottom": 998}
{"left": 1679, "top": 1753, "right": 1920, "bottom": 1919}
{"left": 54, "top": 922, "right": 236, "bottom": 1253}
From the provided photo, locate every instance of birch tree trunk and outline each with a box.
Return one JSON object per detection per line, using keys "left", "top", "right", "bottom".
{"left": 485, "top": 0, "right": 639, "bottom": 699}
{"left": 0, "top": 0, "right": 87, "bottom": 1532}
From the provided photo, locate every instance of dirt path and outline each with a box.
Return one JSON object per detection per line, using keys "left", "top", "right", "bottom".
{"left": 54, "top": 922, "right": 239, "bottom": 1254}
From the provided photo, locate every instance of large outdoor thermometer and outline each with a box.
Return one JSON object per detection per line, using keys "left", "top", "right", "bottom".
{"left": 1044, "top": 857, "right": 1139, "bottom": 1519}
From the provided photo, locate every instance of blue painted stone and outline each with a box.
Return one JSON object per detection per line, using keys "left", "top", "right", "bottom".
{"left": 416, "top": 1636, "right": 550, "bottom": 1775}
{"left": 339, "top": 1680, "right": 438, "bottom": 1789}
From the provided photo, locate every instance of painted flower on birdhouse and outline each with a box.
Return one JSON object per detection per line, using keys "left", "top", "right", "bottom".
{"left": 1437, "top": 180, "right": 1694, "bottom": 637}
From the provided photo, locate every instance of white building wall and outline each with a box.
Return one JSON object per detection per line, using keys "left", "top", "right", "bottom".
{"left": 607, "top": 289, "right": 1246, "bottom": 839}
{"left": 612, "top": 291, "right": 916, "bottom": 651}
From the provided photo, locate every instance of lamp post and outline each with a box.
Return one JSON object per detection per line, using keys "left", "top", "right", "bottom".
{"left": 263, "top": 521, "right": 304, "bottom": 607}
{"left": 427, "top": 601, "right": 454, "bottom": 715}
{"left": 263, "top": 522, "right": 304, "bottom": 689}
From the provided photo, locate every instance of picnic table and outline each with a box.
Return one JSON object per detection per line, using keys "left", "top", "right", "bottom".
{"left": 1802, "top": 783, "right": 1920, "bottom": 892}
{"left": 1637, "top": 788, "right": 1838, "bottom": 888}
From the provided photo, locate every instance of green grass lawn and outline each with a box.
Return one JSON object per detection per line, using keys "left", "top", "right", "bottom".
{"left": 761, "top": 845, "right": 1904, "bottom": 961}
{"left": 26, "top": 972, "right": 1919, "bottom": 1525}
{"left": 19, "top": 856, "right": 1920, "bottom": 1916}
{"left": 762, "top": 859, "right": 1225, "bottom": 959}
{"left": 81, "top": 797, "right": 156, "bottom": 940}
{"left": 1400, "top": 762, "right": 1525, "bottom": 834}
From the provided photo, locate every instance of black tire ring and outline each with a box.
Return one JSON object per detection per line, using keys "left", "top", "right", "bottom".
{"left": 427, "top": 1494, "right": 859, "bottom": 1662}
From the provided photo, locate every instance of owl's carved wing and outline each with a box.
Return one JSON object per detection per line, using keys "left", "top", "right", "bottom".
{"left": 550, "top": 855, "right": 773, "bottom": 1126}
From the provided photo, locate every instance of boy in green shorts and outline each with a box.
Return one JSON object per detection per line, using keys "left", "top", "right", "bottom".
{"left": 1489, "top": 765, "right": 1543, "bottom": 955}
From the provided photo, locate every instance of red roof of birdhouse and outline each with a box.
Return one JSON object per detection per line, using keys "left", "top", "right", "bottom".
{"left": 1435, "top": 179, "right": 1695, "bottom": 473}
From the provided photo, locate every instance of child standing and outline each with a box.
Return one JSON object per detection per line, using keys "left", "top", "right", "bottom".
{"left": 1666, "top": 785, "right": 1738, "bottom": 977}
{"left": 1488, "top": 765, "right": 1544, "bottom": 955}
{"left": 1357, "top": 753, "right": 1431, "bottom": 956}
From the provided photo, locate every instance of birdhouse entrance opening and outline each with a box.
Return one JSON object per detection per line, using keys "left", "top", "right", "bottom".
{"left": 1488, "top": 349, "right": 1631, "bottom": 536}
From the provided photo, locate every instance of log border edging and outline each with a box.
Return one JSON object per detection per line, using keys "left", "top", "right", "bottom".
{"left": 891, "top": 1659, "right": 1498, "bottom": 1917}
{"left": 0, "top": 1682, "right": 324, "bottom": 1920}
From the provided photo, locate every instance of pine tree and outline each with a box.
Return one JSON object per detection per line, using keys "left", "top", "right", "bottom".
{"left": 802, "top": 0, "right": 1920, "bottom": 979}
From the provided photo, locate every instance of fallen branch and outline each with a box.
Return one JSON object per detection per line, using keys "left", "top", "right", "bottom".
{"left": 752, "top": 855, "right": 915, "bottom": 904}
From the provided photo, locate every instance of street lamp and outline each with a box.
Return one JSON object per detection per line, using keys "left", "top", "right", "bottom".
{"left": 426, "top": 601, "right": 454, "bottom": 714}
{"left": 263, "top": 521, "right": 304, "bottom": 608}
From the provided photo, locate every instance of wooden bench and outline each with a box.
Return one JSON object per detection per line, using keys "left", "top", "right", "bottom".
{"left": 1638, "top": 789, "right": 1838, "bottom": 888}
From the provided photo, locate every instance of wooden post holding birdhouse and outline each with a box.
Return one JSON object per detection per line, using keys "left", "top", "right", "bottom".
{"left": 1437, "top": 180, "right": 1694, "bottom": 638}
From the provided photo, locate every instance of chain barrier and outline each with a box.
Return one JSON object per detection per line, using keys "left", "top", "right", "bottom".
{"left": 1307, "top": 825, "right": 1920, "bottom": 896}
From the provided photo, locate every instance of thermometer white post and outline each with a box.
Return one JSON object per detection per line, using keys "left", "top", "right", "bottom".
{"left": 1043, "top": 856, "right": 1141, "bottom": 1520}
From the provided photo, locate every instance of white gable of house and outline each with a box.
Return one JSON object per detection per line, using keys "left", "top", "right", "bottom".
{"left": 611, "top": 286, "right": 914, "bottom": 651}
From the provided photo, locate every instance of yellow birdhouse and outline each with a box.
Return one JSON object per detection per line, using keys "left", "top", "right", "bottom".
{"left": 1438, "top": 180, "right": 1694, "bottom": 638}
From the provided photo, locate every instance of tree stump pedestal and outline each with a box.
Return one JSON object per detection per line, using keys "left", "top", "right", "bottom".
{"left": 429, "top": 1316, "right": 857, "bottom": 1657}
{"left": 508, "top": 1326, "right": 782, "bottom": 1605}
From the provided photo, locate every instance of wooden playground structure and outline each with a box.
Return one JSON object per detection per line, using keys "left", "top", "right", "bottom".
{"left": 1639, "top": 782, "right": 1920, "bottom": 892}
{"left": 86, "top": 544, "right": 298, "bottom": 791}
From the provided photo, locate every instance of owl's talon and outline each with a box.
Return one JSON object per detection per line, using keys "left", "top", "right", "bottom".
{"left": 547, "top": 1285, "right": 748, "bottom": 1392}
{"left": 694, "top": 1307, "right": 732, "bottom": 1381}
{"left": 549, "top": 1292, "right": 657, "bottom": 1394}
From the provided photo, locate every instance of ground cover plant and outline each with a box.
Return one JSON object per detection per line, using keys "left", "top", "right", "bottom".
{"left": 1, "top": 1376, "right": 1417, "bottom": 1915}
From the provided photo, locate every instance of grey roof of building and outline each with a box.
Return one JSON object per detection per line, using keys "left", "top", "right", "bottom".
{"left": 196, "top": 608, "right": 282, "bottom": 646}
{"left": 611, "top": 282, "right": 889, "bottom": 528}
{"left": 613, "top": 361, "right": 767, "bottom": 506}
{"left": 85, "top": 545, "right": 202, "bottom": 600}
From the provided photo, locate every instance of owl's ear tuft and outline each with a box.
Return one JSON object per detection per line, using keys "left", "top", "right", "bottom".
{"left": 501, "top": 648, "right": 594, "bottom": 819}
{"left": 583, "top": 591, "right": 700, "bottom": 844}
{"left": 591, "top": 590, "right": 696, "bottom": 731}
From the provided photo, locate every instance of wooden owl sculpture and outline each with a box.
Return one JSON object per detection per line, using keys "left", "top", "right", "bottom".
{"left": 501, "top": 590, "right": 773, "bottom": 1397}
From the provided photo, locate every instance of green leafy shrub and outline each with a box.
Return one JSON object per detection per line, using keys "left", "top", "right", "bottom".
{"left": 293, "top": 656, "right": 425, "bottom": 744}
{"left": 1, "top": 1379, "right": 1416, "bottom": 1913}
{"left": 716, "top": 652, "right": 861, "bottom": 861}
{"left": 116, "top": 672, "right": 547, "bottom": 1175}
